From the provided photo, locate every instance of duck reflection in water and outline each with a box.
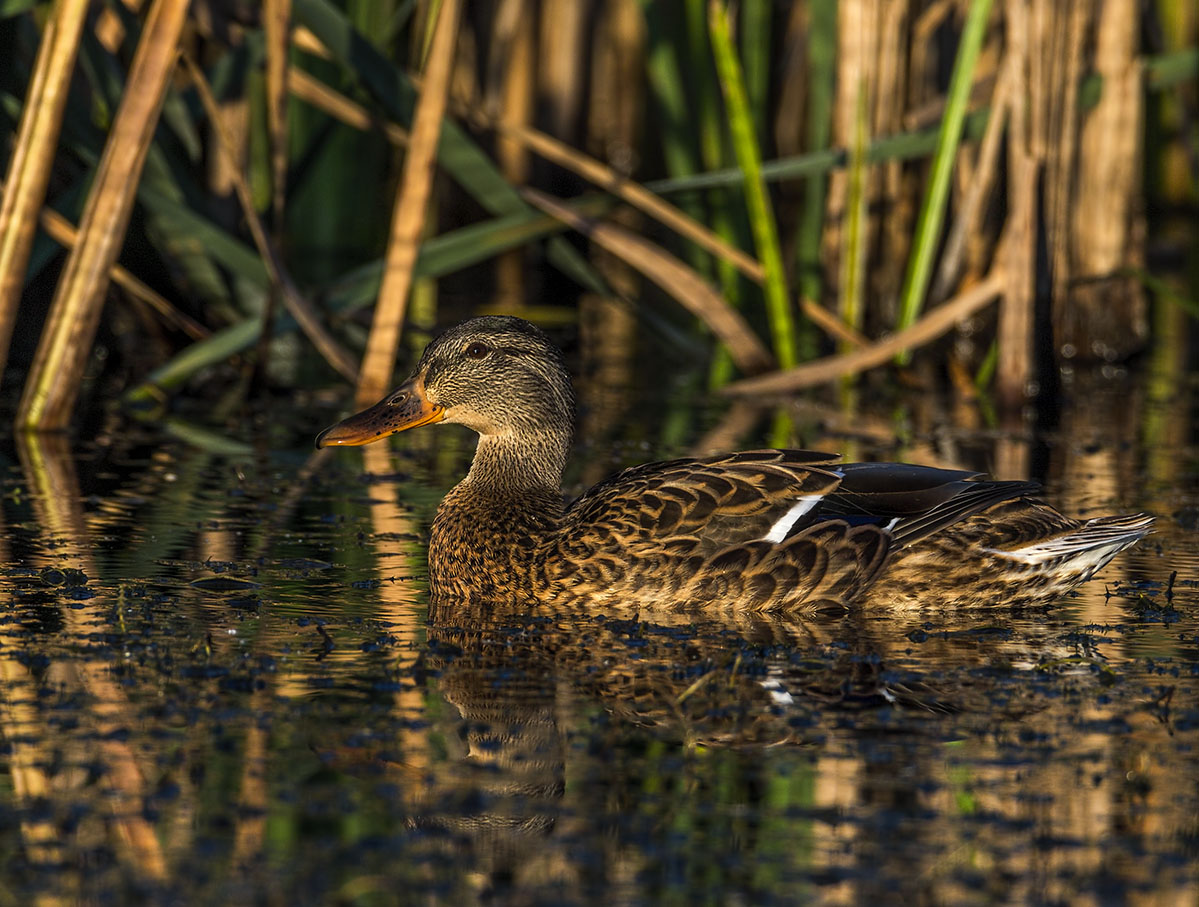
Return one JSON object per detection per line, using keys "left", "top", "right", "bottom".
{"left": 316, "top": 316, "right": 1152, "bottom": 612}
{"left": 397, "top": 600, "right": 965, "bottom": 901}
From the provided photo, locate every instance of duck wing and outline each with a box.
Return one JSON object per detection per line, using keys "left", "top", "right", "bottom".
{"left": 560, "top": 449, "right": 842, "bottom": 556}
{"left": 820, "top": 463, "right": 1042, "bottom": 548}
{"left": 551, "top": 450, "right": 889, "bottom": 611}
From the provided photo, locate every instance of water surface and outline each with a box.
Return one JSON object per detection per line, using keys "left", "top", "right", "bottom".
{"left": 1, "top": 365, "right": 1196, "bottom": 905}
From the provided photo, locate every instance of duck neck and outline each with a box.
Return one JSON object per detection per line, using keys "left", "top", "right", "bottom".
{"left": 462, "top": 428, "right": 570, "bottom": 501}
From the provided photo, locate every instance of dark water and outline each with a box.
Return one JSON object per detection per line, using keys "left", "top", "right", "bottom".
{"left": 1, "top": 363, "right": 1197, "bottom": 905}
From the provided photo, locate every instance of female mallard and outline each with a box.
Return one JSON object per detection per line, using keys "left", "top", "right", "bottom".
{"left": 316, "top": 316, "right": 1152, "bottom": 610}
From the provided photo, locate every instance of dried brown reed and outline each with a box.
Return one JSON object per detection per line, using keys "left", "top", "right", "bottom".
{"left": 357, "top": 0, "right": 462, "bottom": 406}
{"left": 0, "top": 1, "right": 1189, "bottom": 432}
{"left": 16, "top": 0, "right": 191, "bottom": 431}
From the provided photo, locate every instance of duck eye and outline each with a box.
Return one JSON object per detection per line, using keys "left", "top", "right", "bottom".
{"left": 465, "top": 342, "right": 491, "bottom": 360}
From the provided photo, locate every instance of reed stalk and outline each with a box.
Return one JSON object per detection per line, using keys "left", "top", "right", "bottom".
{"left": 490, "top": 0, "right": 534, "bottom": 310}
{"left": 996, "top": 0, "right": 1035, "bottom": 409}
{"left": 182, "top": 55, "right": 357, "bottom": 380}
{"left": 356, "top": 0, "right": 460, "bottom": 406}
{"left": 0, "top": 0, "right": 90, "bottom": 385}
{"left": 794, "top": 0, "right": 836, "bottom": 326}
{"left": 264, "top": 0, "right": 291, "bottom": 232}
{"left": 839, "top": 80, "right": 870, "bottom": 359}
{"left": 253, "top": 0, "right": 293, "bottom": 378}
{"left": 1061, "top": 0, "right": 1147, "bottom": 360}
{"left": 17, "top": 0, "right": 190, "bottom": 431}
{"left": 894, "top": 0, "right": 994, "bottom": 364}
{"left": 708, "top": 0, "right": 797, "bottom": 369}
{"left": 525, "top": 189, "right": 774, "bottom": 375}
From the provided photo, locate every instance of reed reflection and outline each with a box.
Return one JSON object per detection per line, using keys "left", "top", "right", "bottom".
{"left": 2, "top": 432, "right": 167, "bottom": 900}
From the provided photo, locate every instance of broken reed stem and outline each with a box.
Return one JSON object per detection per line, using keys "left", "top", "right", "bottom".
{"left": 524, "top": 188, "right": 775, "bottom": 374}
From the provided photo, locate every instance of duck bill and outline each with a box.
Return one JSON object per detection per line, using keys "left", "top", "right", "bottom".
{"left": 315, "top": 378, "right": 444, "bottom": 448}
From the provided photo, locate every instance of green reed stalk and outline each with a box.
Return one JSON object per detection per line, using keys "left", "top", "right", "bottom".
{"left": 894, "top": 0, "right": 994, "bottom": 364}
{"left": 708, "top": 0, "right": 796, "bottom": 369}
{"left": 739, "top": 0, "right": 770, "bottom": 145}
{"left": 974, "top": 338, "right": 998, "bottom": 390}
{"left": 794, "top": 1, "right": 836, "bottom": 342}
{"left": 839, "top": 81, "right": 869, "bottom": 359}
{"left": 684, "top": 0, "right": 746, "bottom": 388}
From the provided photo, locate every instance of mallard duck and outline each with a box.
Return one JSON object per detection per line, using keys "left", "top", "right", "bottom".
{"left": 316, "top": 316, "right": 1152, "bottom": 610}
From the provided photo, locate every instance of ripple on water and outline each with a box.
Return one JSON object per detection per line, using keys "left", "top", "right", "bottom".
{"left": 0, "top": 408, "right": 1196, "bottom": 906}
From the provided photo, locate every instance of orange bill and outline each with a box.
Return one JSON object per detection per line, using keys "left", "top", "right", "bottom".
{"left": 315, "top": 377, "right": 444, "bottom": 448}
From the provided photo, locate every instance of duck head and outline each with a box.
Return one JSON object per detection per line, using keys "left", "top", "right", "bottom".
{"left": 315, "top": 316, "right": 576, "bottom": 450}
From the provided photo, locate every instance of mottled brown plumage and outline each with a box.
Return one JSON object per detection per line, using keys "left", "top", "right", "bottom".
{"left": 316, "top": 316, "right": 1153, "bottom": 611}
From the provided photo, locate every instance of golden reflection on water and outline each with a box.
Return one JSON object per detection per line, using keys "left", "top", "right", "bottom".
{"left": 4, "top": 432, "right": 169, "bottom": 902}
{"left": 0, "top": 366, "right": 1195, "bottom": 904}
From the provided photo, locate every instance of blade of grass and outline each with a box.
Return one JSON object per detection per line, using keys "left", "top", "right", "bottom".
{"left": 123, "top": 197, "right": 601, "bottom": 403}
{"left": 648, "top": 105, "right": 993, "bottom": 194}
{"left": 642, "top": 2, "right": 707, "bottom": 223}
{"left": 524, "top": 188, "right": 774, "bottom": 375}
{"left": 0, "top": 0, "right": 90, "bottom": 383}
{"left": 356, "top": 0, "right": 460, "bottom": 405}
{"left": 931, "top": 59, "right": 1011, "bottom": 301}
{"left": 17, "top": 0, "right": 190, "bottom": 431}
{"left": 708, "top": 0, "right": 796, "bottom": 368}
{"left": 643, "top": 2, "right": 746, "bottom": 390}
{"left": 32, "top": 200, "right": 209, "bottom": 339}
{"left": 125, "top": 320, "right": 262, "bottom": 405}
{"left": 893, "top": 0, "right": 995, "bottom": 363}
